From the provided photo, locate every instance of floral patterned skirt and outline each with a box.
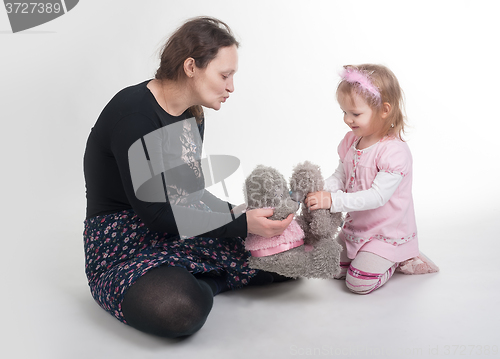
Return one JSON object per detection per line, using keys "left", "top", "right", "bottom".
{"left": 83, "top": 209, "right": 257, "bottom": 324}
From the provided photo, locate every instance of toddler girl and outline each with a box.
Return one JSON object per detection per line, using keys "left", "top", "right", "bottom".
{"left": 305, "top": 64, "right": 419, "bottom": 294}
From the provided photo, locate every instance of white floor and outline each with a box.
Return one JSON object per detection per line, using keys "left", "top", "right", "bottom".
{"left": 5, "top": 209, "right": 499, "bottom": 359}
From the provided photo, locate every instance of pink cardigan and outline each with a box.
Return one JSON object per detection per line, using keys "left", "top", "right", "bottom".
{"left": 329, "top": 131, "right": 419, "bottom": 262}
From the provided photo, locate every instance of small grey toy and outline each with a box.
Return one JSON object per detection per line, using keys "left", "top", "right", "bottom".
{"left": 244, "top": 163, "right": 342, "bottom": 279}
{"left": 289, "top": 160, "right": 343, "bottom": 278}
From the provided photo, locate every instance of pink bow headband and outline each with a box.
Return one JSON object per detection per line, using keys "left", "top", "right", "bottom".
{"left": 339, "top": 66, "right": 381, "bottom": 102}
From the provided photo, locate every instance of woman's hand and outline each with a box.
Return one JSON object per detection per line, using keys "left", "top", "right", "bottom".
{"left": 305, "top": 191, "right": 332, "bottom": 210}
{"left": 246, "top": 208, "right": 294, "bottom": 238}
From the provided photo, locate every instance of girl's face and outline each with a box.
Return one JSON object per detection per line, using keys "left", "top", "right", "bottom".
{"left": 339, "top": 91, "right": 383, "bottom": 145}
{"left": 193, "top": 45, "right": 238, "bottom": 111}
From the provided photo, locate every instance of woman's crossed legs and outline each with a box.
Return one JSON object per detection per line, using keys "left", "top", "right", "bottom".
{"left": 120, "top": 265, "right": 290, "bottom": 338}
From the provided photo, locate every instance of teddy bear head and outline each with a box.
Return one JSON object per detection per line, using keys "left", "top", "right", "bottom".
{"left": 244, "top": 165, "right": 299, "bottom": 221}
{"left": 289, "top": 161, "right": 325, "bottom": 203}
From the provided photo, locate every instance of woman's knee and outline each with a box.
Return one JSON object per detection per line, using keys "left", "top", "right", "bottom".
{"left": 121, "top": 266, "right": 214, "bottom": 338}
{"left": 151, "top": 290, "right": 213, "bottom": 337}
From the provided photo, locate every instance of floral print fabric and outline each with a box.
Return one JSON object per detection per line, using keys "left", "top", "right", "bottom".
{"left": 83, "top": 208, "right": 257, "bottom": 324}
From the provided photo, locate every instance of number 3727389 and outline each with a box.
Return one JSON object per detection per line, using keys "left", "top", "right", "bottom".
{"left": 5, "top": 2, "right": 62, "bottom": 14}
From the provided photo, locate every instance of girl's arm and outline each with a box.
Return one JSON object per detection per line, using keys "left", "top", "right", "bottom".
{"left": 305, "top": 171, "right": 403, "bottom": 212}
{"left": 324, "top": 160, "right": 345, "bottom": 193}
{"left": 329, "top": 171, "right": 403, "bottom": 212}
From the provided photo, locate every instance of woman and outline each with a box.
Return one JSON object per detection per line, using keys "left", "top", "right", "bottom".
{"left": 83, "top": 17, "right": 293, "bottom": 338}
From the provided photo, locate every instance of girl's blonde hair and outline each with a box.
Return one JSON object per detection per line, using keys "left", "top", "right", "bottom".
{"left": 336, "top": 64, "right": 407, "bottom": 140}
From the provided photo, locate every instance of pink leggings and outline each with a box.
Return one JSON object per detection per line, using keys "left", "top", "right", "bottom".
{"left": 336, "top": 237, "right": 398, "bottom": 295}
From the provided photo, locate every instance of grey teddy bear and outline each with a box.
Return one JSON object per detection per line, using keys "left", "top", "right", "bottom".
{"left": 244, "top": 162, "right": 342, "bottom": 279}
{"left": 290, "top": 161, "right": 344, "bottom": 247}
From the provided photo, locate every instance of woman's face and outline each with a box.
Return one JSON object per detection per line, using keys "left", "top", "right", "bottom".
{"left": 193, "top": 45, "right": 238, "bottom": 111}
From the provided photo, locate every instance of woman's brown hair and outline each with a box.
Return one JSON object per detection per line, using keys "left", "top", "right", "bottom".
{"left": 155, "top": 17, "right": 239, "bottom": 123}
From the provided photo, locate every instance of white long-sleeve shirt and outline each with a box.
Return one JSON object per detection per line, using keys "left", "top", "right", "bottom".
{"left": 325, "top": 160, "right": 403, "bottom": 212}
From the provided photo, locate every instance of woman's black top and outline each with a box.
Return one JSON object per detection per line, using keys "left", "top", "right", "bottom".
{"left": 83, "top": 80, "right": 247, "bottom": 238}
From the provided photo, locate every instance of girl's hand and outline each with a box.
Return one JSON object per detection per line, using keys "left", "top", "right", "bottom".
{"left": 246, "top": 208, "right": 294, "bottom": 238}
{"left": 305, "top": 191, "right": 332, "bottom": 210}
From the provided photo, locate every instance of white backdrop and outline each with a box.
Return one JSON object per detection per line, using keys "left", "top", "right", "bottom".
{"left": 2, "top": 1, "right": 500, "bottom": 358}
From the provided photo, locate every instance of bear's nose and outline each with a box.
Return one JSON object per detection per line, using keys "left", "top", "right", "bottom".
{"left": 289, "top": 190, "right": 304, "bottom": 202}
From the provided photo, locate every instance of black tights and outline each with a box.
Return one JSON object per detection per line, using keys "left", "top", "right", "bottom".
{"left": 121, "top": 266, "right": 289, "bottom": 338}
